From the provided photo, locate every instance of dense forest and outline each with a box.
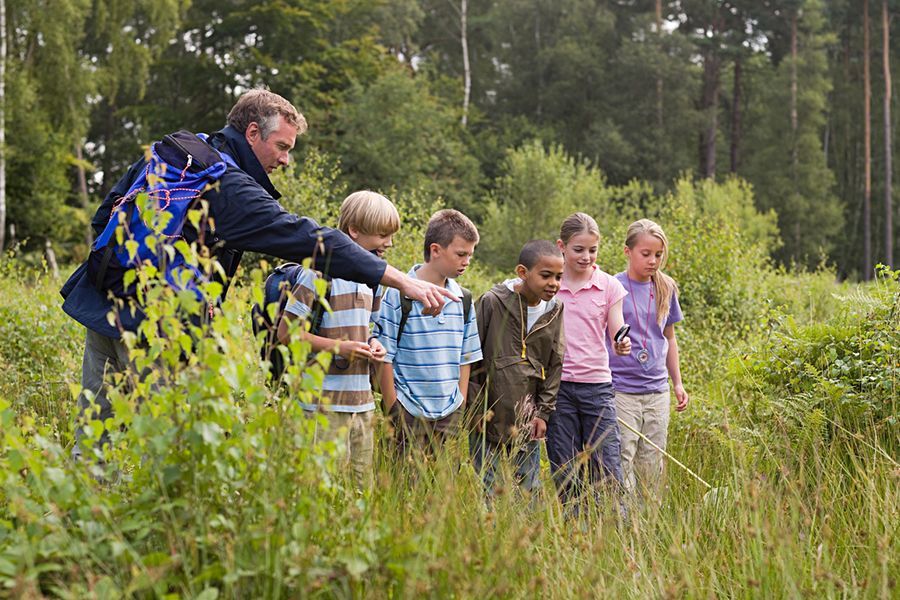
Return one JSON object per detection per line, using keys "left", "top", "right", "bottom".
{"left": 0, "top": 0, "right": 896, "bottom": 278}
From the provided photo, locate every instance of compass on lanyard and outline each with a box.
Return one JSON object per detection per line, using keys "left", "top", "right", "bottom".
{"left": 627, "top": 278, "right": 653, "bottom": 364}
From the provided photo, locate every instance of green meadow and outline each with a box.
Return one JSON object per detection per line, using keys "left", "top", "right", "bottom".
{"left": 0, "top": 165, "right": 896, "bottom": 598}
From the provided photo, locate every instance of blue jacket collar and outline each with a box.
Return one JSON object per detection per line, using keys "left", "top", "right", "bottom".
{"left": 213, "top": 125, "right": 281, "bottom": 200}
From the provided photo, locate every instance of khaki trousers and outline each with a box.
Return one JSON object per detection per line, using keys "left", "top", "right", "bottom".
{"left": 310, "top": 410, "right": 375, "bottom": 490}
{"left": 615, "top": 390, "right": 670, "bottom": 500}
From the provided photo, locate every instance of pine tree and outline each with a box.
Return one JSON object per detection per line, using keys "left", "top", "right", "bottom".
{"left": 741, "top": 0, "right": 843, "bottom": 267}
{"left": 882, "top": 0, "right": 893, "bottom": 268}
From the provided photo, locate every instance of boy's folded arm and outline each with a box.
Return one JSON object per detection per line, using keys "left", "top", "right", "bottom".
{"left": 277, "top": 279, "right": 322, "bottom": 345}
{"left": 534, "top": 370, "right": 561, "bottom": 421}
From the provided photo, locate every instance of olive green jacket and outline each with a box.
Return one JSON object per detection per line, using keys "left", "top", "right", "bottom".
{"left": 468, "top": 281, "right": 565, "bottom": 444}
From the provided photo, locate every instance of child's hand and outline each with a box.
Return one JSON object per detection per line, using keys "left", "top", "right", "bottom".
{"left": 674, "top": 384, "right": 689, "bottom": 411}
{"left": 613, "top": 335, "right": 632, "bottom": 356}
{"left": 368, "top": 338, "right": 386, "bottom": 362}
{"left": 530, "top": 416, "right": 547, "bottom": 441}
{"left": 337, "top": 340, "right": 373, "bottom": 361}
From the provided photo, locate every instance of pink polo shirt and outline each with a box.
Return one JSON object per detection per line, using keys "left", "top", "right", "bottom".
{"left": 557, "top": 266, "right": 628, "bottom": 383}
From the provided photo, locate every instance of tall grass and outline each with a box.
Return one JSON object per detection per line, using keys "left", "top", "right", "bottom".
{"left": 0, "top": 258, "right": 896, "bottom": 598}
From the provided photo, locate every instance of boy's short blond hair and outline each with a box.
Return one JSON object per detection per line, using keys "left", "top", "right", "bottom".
{"left": 423, "top": 209, "right": 479, "bottom": 261}
{"left": 338, "top": 191, "right": 401, "bottom": 236}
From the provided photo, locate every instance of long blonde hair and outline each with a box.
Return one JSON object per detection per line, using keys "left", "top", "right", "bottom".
{"left": 624, "top": 219, "right": 678, "bottom": 327}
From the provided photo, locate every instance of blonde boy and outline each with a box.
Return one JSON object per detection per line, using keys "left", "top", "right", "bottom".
{"left": 278, "top": 190, "right": 399, "bottom": 488}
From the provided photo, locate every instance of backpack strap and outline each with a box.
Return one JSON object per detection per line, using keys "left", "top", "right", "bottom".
{"left": 307, "top": 276, "right": 333, "bottom": 335}
{"left": 94, "top": 245, "right": 116, "bottom": 293}
{"left": 260, "top": 263, "right": 331, "bottom": 338}
{"left": 396, "top": 295, "right": 413, "bottom": 346}
{"left": 461, "top": 287, "right": 473, "bottom": 325}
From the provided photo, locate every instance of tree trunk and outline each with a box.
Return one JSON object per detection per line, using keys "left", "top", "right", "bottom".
{"left": 460, "top": 0, "right": 471, "bottom": 127}
{"left": 74, "top": 141, "right": 93, "bottom": 246}
{"left": 864, "top": 0, "right": 872, "bottom": 279}
{"left": 730, "top": 56, "right": 742, "bottom": 173}
{"left": 0, "top": 0, "right": 6, "bottom": 254}
{"left": 699, "top": 48, "right": 720, "bottom": 179}
{"left": 790, "top": 11, "right": 799, "bottom": 169}
{"left": 883, "top": 0, "right": 893, "bottom": 268}
{"left": 534, "top": 5, "right": 542, "bottom": 118}
{"left": 655, "top": 0, "right": 665, "bottom": 181}
{"left": 44, "top": 239, "right": 59, "bottom": 279}
{"left": 100, "top": 102, "right": 116, "bottom": 194}
{"left": 697, "top": 8, "right": 722, "bottom": 179}
{"left": 656, "top": 0, "right": 664, "bottom": 132}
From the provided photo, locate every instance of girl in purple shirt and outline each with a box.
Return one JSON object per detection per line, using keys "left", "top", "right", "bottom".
{"left": 608, "top": 219, "right": 689, "bottom": 502}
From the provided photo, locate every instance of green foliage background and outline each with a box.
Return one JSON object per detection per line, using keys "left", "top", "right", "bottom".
{"left": 2, "top": 0, "right": 898, "bottom": 277}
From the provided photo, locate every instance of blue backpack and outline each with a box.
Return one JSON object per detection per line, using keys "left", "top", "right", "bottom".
{"left": 87, "top": 130, "right": 235, "bottom": 299}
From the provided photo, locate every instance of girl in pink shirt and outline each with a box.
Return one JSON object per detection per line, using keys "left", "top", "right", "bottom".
{"left": 546, "top": 212, "right": 632, "bottom": 513}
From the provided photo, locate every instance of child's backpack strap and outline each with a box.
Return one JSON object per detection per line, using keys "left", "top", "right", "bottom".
{"left": 252, "top": 263, "right": 300, "bottom": 380}
{"left": 396, "top": 296, "right": 414, "bottom": 345}
{"left": 307, "top": 276, "right": 333, "bottom": 336}
{"left": 461, "top": 287, "right": 473, "bottom": 325}
{"left": 395, "top": 286, "right": 472, "bottom": 345}
{"left": 252, "top": 263, "right": 334, "bottom": 382}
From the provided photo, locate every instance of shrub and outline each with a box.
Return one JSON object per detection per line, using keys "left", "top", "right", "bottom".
{"left": 0, "top": 260, "right": 83, "bottom": 435}
{"left": 0, "top": 227, "right": 383, "bottom": 596}
{"left": 479, "top": 140, "right": 607, "bottom": 270}
{"left": 728, "top": 266, "right": 899, "bottom": 455}
{"left": 328, "top": 69, "right": 484, "bottom": 220}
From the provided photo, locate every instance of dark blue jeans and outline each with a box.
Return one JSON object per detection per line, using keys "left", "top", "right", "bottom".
{"left": 469, "top": 432, "right": 541, "bottom": 498}
{"left": 546, "top": 381, "right": 623, "bottom": 507}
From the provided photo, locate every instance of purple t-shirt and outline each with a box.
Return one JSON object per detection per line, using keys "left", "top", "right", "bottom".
{"left": 608, "top": 272, "right": 683, "bottom": 393}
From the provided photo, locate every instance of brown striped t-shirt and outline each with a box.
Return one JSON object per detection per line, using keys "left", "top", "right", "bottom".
{"left": 284, "top": 271, "right": 381, "bottom": 412}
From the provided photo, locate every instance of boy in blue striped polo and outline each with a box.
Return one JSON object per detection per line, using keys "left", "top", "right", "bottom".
{"left": 377, "top": 209, "right": 483, "bottom": 456}
{"left": 278, "top": 190, "right": 400, "bottom": 489}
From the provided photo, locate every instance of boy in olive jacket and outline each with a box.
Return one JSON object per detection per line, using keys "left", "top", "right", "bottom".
{"left": 468, "top": 240, "right": 566, "bottom": 497}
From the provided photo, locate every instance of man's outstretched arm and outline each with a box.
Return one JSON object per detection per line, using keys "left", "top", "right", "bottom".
{"left": 211, "top": 178, "right": 458, "bottom": 314}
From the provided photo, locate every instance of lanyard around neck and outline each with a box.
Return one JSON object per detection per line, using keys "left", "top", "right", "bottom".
{"left": 627, "top": 277, "right": 654, "bottom": 350}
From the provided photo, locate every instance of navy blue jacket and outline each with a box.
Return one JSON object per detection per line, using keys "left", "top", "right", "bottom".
{"left": 60, "top": 125, "right": 387, "bottom": 338}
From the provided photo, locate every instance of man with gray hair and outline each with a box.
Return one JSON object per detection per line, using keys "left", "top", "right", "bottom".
{"left": 61, "top": 89, "right": 456, "bottom": 458}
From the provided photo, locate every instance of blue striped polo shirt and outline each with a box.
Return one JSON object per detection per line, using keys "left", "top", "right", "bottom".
{"left": 284, "top": 271, "right": 381, "bottom": 413}
{"left": 377, "top": 265, "right": 482, "bottom": 420}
